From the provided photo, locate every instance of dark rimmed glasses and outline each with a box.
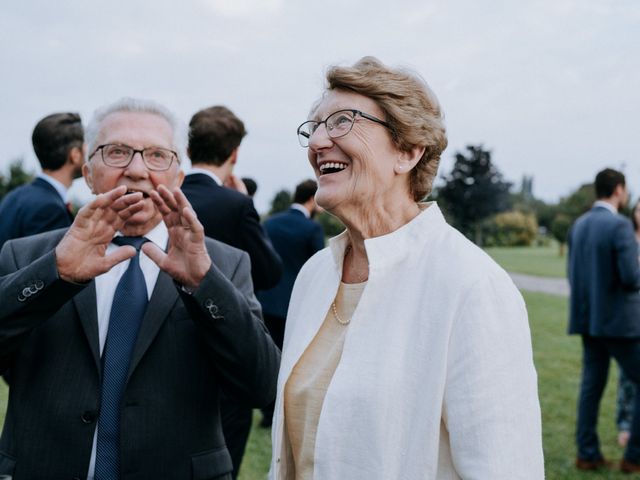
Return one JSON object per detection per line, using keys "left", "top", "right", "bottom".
{"left": 89, "top": 144, "right": 179, "bottom": 171}
{"left": 296, "top": 109, "right": 392, "bottom": 147}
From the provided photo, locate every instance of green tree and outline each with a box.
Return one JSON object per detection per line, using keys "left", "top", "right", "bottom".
{"left": 0, "top": 158, "right": 34, "bottom": 199}
{"left": 550, "top": 182, "right": 595, "bottom": 256}
{"left": 550, "top": 213, "right": 572, "bottom": 256}
{"left": 437, "top": 145, "right": 512, "bottom": 245}
{"left": 269, "top": 189, "right": 292, "bottom": 215}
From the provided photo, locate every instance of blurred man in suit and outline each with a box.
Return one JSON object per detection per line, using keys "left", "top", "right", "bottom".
{"left": 0, "top": 112, "right": 84, "bottom": 248}
{"left": 257, "top": 179, "right": 325, "bottom": 426}
{"left": 568, "top": 168, "right": 640, "bottom": 472}
{"left": 182, "top": 106, "right": 282, "bottom": 291}
{"left": 183, "top": 105, "right": 282, "bottom": 478}
{"left": 0, "top": 98, "right": 279, "bottom": 479}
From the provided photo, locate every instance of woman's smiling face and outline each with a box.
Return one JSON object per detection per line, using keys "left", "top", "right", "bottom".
{"left": 307, "top": 89, "right": 401, "bottom": 214}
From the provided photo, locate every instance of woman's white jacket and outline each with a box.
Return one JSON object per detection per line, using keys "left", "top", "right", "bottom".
{"left": 269, "top": 203, "right": 544, "bottom": 479}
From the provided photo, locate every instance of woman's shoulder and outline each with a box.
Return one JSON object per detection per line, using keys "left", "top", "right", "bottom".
{"left": 425, "top": 221, "right": 514, "bottom": 290}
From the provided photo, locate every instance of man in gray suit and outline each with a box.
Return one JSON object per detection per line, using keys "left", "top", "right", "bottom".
{"left": 568, "top": 168, "right": 640, "bottom": 472}
{"left": 0, "top": 98, "right": 280, "bottom": 479}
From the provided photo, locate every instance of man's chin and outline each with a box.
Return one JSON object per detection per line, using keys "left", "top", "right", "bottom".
{"left": 121, "top": 212, "right": 162, "bottom": 236}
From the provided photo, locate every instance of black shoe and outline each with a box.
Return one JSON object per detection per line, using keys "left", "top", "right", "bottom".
{"left": 621, "top": 459, "right": 640, "bottom": 473}
{"left": 575, "top": 457, "right": 613, "bottom": 471}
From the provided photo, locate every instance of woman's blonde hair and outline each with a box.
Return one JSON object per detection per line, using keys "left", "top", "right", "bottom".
{"left": 325, "top": 56, "right": 447, "bottom": 201}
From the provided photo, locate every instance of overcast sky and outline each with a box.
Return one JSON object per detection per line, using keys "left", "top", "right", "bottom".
{"left": 1, "top": 0, "right": 639, "bottom": 213}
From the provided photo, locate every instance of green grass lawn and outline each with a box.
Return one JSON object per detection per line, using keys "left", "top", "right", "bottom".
{"left": 485, "top": 244, "right": 567, "bottom": 278}
{"left": 0, "top": 290, "right": 632, "bottom": 479}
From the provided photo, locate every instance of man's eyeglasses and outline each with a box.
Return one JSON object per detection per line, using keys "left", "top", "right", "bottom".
{"left": 296, "top": 109, "right": 392, "bottom": 148}
{"left": 89, "top": 144, "right": 179, "bottom": 171}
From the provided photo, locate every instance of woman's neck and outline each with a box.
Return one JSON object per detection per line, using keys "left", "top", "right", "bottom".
{"left": 339, "top": 199, "right": 421, "bottom": 283}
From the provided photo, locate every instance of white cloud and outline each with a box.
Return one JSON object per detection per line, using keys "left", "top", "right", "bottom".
{"left": 201, "top": 0, "right": 284, "bottom": 17}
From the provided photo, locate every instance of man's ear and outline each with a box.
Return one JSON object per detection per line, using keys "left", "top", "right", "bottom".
{"left": 82, "top": 163, "right": 94, "bottom": 193}
{"left": 229, "top": 148, "right": 239, "bottom": 165}
{"left": 68, "top": 146, "right": 84, "bottom": 167}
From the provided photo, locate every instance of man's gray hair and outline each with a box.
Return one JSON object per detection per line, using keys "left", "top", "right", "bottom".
{"left": 85, "top": 98, "right": 187, "bottom": 164}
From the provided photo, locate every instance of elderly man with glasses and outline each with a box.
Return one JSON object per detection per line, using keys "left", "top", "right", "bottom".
{"left": 0, "top": 98, "right": 280, "bottom": 480}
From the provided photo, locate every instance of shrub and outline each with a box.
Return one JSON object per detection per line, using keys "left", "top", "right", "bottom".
{"left": 483, "top": 210, "right": 538, "bottom": 247}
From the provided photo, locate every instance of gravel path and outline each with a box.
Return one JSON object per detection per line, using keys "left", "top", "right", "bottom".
{"left": 508, "top": 272, "right": 569, "bottom": 297}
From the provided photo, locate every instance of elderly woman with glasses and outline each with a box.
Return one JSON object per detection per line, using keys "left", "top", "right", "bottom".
{"left": 269, "top": 57, "right": 544, "bottom": 480}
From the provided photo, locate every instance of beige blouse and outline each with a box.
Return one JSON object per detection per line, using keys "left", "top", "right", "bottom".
{"left": 283, "top": 281, "right": 366, "bottom": 480}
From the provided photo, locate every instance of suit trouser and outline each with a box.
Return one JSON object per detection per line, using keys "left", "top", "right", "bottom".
{"left": 578, "top": 335, "right": 640, "bottom": 462}
{"left": 220, "top": 393, "right": 253, "bottom": 479}
{"left": 261, "top": 313, "right": 286, "bottom": 424}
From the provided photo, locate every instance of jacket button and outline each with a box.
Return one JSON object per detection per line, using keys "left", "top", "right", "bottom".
{"left": 81, "top": 410, "right": 98, "bottom": 423}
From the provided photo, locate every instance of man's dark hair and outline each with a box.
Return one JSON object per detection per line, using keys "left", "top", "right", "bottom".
{"left": 594, "top": 168, "right": 625, "bottom": 199}
{"left": 188, "top": 106, "right": 247, "bottom": 166}
{"left": 293, "top": 179, "right": 318, "bottom": 204}
{"left": 242, "top": 177, "right": 257, "bottom": 197}
{"left": 31, "top": 112, "right": 83, "bottom": 171}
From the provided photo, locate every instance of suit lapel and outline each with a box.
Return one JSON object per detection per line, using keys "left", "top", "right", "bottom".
{"left": 127, "top": 270, "right": 179, "bottom": 380}
{"left": 73, "top": 282, "right": 102, "bottom": 376}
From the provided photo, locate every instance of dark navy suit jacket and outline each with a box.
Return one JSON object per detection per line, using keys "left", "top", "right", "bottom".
{"left": 0, "top": 177, "right": 73, "bottom": 248}
{"left": 568, "top": 205, "right": 640, "bottom": 337}
{"left": 257, "top": 208, "right": 325, "bottom": 318}
{"left": 182, "top": 173, "right": 282, "bottom": 291}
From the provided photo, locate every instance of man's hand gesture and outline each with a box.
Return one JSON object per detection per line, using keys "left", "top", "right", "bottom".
{"left": 55, "top": 186, "right": 145, "bottom": 283}
{"left": 143, "top": 185, "right": 212, "bottom": 288}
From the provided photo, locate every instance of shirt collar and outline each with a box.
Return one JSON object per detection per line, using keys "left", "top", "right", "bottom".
{"left": 114, "top": 221, "right": 169, "bottom": 250}
{"left": 37, "top": 173, "right": 68, "bottom": 203}
{"left": 188, "top": 167, "right": 223, "bottom": 186}
{"left": 291, "top": 203, "right": 310, "bottom": 218}
{"left": 593, "top": 200, "right": 618, "bottom": 214}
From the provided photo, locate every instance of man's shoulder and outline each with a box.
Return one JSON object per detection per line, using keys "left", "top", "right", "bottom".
{"left": 183, "top": 175, "right": 248, "bottom": 207}
{"left": 577, "top": 207, "right": 628, "bottom": 228}
{"left": 204, "top": 235, "right": 245, "bottom": 260}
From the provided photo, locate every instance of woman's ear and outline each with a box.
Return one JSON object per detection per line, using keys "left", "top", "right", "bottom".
{"left": 394, "top": 146, "right": 425, "bottom": 175}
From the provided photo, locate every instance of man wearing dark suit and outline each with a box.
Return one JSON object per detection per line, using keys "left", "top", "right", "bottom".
{"left": 0, "top": 112, "right": 84, "bottom": 248}
{"left": 568, "top": 168, "right": 640, "bottom": 473}
{"left": 256, "top": 179, "right": 325, "bottom": 426}
{"left": 0, "top": 99, "right": 279, "bottom": 480}
{"left": 182, "top": 105, "right": 283, "bottom": 478}
{"left": 182, "top": 106, "right": 282, "bottom": 291}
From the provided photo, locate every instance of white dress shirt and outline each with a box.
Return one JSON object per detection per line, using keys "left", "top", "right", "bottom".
{"left": 593, "top": 199, "right": 618, "bottom": 215}
{"left": 290, "top": 203, "right": 310, "bottom": 219}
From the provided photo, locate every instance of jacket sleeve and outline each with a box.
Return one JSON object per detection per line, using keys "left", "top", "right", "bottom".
{"left": 614, "top": 220, "right": 640, "bottom": 290}
{"left": 0, "top": 241, "right": 86, "bottom": 373}
{"left": 443, "top": 273, "right": 544, "bottom": 479}
{"left": 238, "top": 198, "right": 283, "bottom": 290}
{"left": 178, "top": 250, "right": 281, "bottom": 407}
